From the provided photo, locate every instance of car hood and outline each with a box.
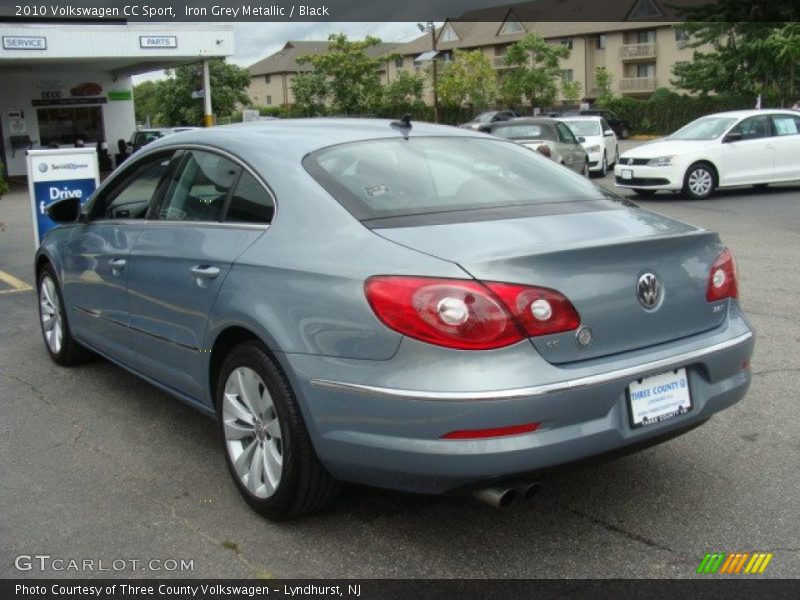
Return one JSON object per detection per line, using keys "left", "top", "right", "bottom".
{"left": 620, "top": 138, "right": 716, "bottom": 159}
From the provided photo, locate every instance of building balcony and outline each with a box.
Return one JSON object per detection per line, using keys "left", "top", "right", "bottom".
{"left": 493, "top": 56, "right": 512, "bottom": 69}
{"left": 620, "top": 43, "right": 656, "bottom": 60}
{"left": 620, "top": 77, "right": 657, "bottom": 93}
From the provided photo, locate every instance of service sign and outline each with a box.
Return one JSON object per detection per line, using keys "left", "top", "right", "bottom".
{"left": 26, "top": 149, "right": 99, "bottom": 247}
{"left": 2, "top": 36, "right": 47, "bottom": 50}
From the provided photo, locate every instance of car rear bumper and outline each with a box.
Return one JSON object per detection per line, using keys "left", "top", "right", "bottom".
{"left": 282, "top": 309, "right": 754, "bottom": 494}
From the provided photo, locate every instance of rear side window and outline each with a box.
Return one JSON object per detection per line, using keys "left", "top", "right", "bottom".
{"left": 304, "top": 137, "right": 609, "bottom": 223}
{"left": 225, "top": 171, "right": 275, "bottom": 224}
{"left": 493, "top": 124, "right": 552, "bottom": 140}
{"left": 157, "top": 151, "right": 241, "bottom": 222}
{"left": 771, "top": 114, "right": 800, "bottom": 136}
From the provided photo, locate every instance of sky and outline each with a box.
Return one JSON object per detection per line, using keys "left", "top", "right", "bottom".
{"left": 132, "top": 22, "right": 430, "bottom": 83}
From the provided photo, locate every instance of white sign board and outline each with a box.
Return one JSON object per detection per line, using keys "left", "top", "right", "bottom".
{"left": 27, "top": 148, "right": 100, "bottom": 247}
{"left": 140, "top": 36, "right": 178, "bottom": 49}
{"left": 3, "top": 36, "right": 47, "bottom": 50}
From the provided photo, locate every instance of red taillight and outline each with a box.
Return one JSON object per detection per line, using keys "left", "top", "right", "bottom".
{"left": 706, "top": 248, "right": 738, "bottom": 302}
{"left": 441, "top": 422, "right": 540, "bottom": 440}
{"left": 364, "top": 276, "right": 580, "bottom": 350}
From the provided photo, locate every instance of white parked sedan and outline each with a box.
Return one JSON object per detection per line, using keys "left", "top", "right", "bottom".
{"left": 614, "top": 109, "right": 800, "bottom": 199}
{"left": 562, "top": 115, "right": 619, "bottom": 177}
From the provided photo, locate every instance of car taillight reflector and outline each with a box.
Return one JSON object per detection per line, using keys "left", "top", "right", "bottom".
{"left": 706, "top": 248, "right": 738, "bottom": 302}
{"left": 441, "top": 422, "right": 540, "bottom": 440}
{"left": 364, "top": 276, "right": 580, "bottom": 350}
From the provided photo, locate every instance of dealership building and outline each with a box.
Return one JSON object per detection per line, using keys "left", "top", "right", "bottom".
{"left": 0, "top": 22, "right": 234, "bottom": 177}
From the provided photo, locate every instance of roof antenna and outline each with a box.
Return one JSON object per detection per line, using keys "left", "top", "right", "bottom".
{"left": 390, "top": 114, "right": 412, "bottom": 138}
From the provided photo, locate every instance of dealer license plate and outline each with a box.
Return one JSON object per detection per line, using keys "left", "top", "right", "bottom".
{"left": 621, "top": 169, "right": 633, "bottom": 180}
{"left": 627, "top": 368, "right": 691, "bottom": 428}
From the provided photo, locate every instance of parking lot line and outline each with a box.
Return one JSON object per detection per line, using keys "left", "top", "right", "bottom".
{"left": 0, "top": 270, "right": 33, "bottom": 295}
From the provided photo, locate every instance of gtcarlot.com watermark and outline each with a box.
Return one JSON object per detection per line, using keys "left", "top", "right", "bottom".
{"left": 14, "top": 554, "right": 194, "bottom": 573}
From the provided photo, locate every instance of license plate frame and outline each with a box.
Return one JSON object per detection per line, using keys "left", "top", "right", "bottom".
{"left": 627, "top": 368, "right": 692, "bottom": 429}
{"left": 621, "top": 168, "right": 633, "bottom": 180}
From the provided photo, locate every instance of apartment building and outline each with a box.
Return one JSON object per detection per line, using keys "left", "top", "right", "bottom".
{"left": 389, "top": 19, "right": 701, "bottom": 105}
{"left": 246, "top": 1, "right": 706, "bottom": 109}
{"left": 247, "top": 40, "right": 398, "bottom": 107}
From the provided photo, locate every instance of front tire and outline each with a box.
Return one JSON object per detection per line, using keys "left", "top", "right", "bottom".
{"left": 38, "top": 265, "right": 92, "bottom": 366}
{"left": 217, "top": 341, "right": 340, "bottom": 520}
{"left": 683, "top": 162, "right": 716, "bottom": 200}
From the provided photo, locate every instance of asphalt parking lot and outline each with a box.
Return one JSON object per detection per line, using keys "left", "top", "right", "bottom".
{"left": 1, "top": 141, "right": 798, "bottom": 579}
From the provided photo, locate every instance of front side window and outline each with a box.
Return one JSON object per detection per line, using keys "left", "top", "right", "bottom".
{"left": 304, "top": 137, "right": 608, "bottom": 223}
{"left": 92, "top": 152, "right": 174, "bottom": 220}
{"left": 156, "top": 151, "right": 241, "bottom": 222}
{"left": 730, "top": 116, "right": 773, "bottom": 140}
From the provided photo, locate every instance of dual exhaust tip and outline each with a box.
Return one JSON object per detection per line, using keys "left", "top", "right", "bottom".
{"left": 472, "top": 480, "right": 543, "bottom": 509}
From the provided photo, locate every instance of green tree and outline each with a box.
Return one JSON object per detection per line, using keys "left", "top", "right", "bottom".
{"left": 297, "top": 33, "right": 394, "bottom": 115}
{"left": 436, "top": 49, "right": 498, "bottom": 109}
{"left": 291, "top": 72, "right": 328, "bottom": 115}
{"left": 384, "top": 71, "right": 425, "bottom": 106}
{"left": 561, "top": 78, "right": 583, "bottom": 106}
{"left": 156, "top": 58, "right": 250, "bottom": 126}
{"left": 501, "top": 33, "right": 571, "bottom": 112}
{"left": 594, "top": 66, "right": 614, "bottom": 104}
{"left": 133, "top": 80, "right": 163, "bottom": 126}
{"left": 670, "top": 20, "right": 800, "bottom": 106}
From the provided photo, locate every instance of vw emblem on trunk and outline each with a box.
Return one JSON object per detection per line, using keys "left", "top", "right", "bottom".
{"left": 637, "top": 272, "right": 661, "bottom": 310}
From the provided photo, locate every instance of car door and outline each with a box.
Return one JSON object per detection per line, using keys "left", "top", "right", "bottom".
{"left": 722, "top": 115, "right": 776, "bottom": 185}
{"left": 601, "top": 118, "right": 618, "bottom": 164}
{"left": 62, "top": 151, "right": 176, "bottom": 363}
{"left": 555, "top": 122, "right": 585, "bottom": 173}
{"left": 769, "top": 113, "right": 800, "bottom": 181}
{"left": 125, "top": 149, "right": 269, "bottom": 400}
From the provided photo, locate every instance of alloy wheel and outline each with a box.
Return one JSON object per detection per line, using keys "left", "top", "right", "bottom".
{"left": 222, "top": 366, "right": 283, "bottom": 499}
{"left": 39, "top": 275, "right": 63, "bottom": 355}
{"left": 687, "top": 167, "right": 714, "bottom": 198}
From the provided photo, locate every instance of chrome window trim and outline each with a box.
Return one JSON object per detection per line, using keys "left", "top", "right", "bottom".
{"left": 310, "top": 332, "right": 753, "bottom": 402}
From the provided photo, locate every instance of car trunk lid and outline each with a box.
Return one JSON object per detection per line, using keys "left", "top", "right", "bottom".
{"left": 373, "top": 204, "right": 726, "bottom": 364}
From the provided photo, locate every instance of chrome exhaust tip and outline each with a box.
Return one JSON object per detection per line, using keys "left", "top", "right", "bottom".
{"left": 472, "top": 485, "right": 520, "bottom": 509}
{"left": 517, "top": 480, "right": 543, "bottom": 502}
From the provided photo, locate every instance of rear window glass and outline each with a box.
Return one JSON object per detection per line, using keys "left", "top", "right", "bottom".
{"left": 492, "top": 125, "right": 551, "bottom": 140}
{"left": 303, "top": 137, "right": 608, "bottom": 222}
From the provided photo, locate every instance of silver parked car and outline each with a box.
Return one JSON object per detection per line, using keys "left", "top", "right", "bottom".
{"left": 488, "top": 117, "right": 590, "bottom": 176}
{"left": 37, "top": 119, "right": 754, "bottom": 519}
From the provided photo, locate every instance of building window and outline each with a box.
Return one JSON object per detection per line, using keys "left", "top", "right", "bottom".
{"left": 394, "top": 57, "right": 404, "bottom": 68}
{"left": 561, "top": 38, "right": 573, "bottom": 50}
{"left": 562, "top": 69, "right": 574, "bottom": 82}
{"left": 441, "top": 51, "right": 453, "bottom": 62}
{"left": 674, "top": 28, "right": 689, "bottom": 41}
{"left": 266, "top": 95, "right": 272, "bottom": 105}
{"left": 498, "top": 17, "right": 524, "bottom": 36}
{"left": 37, "top": 106, "right": 103, "bottom": 147}
{"left": 440, "top": 23, "right": 460, "bottom": 42}
{"left": 264, "top": 74, "right": 271, "bottom": 84}
{"left": 635, "top": 30, "right": 655, "bottom": 44}
{"left": 637, "top": 63, "right": 655, "bottom": 78}
{"left": 596, "top": 34, "right": 607, "bottom": 49}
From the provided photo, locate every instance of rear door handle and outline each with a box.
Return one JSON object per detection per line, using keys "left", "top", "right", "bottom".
{"left": 190, "top": 265, "right": 220, "bottom": 280}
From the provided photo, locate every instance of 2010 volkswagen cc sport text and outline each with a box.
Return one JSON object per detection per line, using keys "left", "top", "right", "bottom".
{"left": 35, "top": 119, "right": 754, "bottom": 519}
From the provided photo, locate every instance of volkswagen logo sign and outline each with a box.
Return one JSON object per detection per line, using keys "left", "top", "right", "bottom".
{"left": 626, "top": 158, "right": 634, "bottom": 165}
{"left": 38, "top": 163, "right": 48, "bottom": 173}
{"left": 637, "top": 272, "right": 661, "bottom": 310}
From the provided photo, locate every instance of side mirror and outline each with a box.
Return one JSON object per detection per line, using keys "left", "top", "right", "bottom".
{"left": 46, "top": 196, "right": 82, "bottom": 224}
{"left": 577, "top": 136, "right": 586, "bottom": 143}
{"left": 604, "top": 129, "right": 615, "bottom": 136}
{"left": 723, "top": 131, "right": 743, "bottom": 143}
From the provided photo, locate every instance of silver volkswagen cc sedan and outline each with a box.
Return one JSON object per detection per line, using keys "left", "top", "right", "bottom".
{"left": 36, "top": 119, "right": 754, "bottom": 519}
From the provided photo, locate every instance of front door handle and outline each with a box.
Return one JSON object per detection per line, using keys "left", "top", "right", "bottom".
{"left": 108, "top": 258, "right": 126, "bottom": 276}
{"left": 190, "top": 265, "right": 220, "bottom": 279}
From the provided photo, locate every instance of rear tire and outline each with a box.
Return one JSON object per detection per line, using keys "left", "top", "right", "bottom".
{"left": 37, "top": 264, "right": 92, "bottom": 366}
{"left": 682, "top": 162, "right": 717, "bottom": 199}
{"left": 216, "top": 341, "right": 341, "bottom": 520}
